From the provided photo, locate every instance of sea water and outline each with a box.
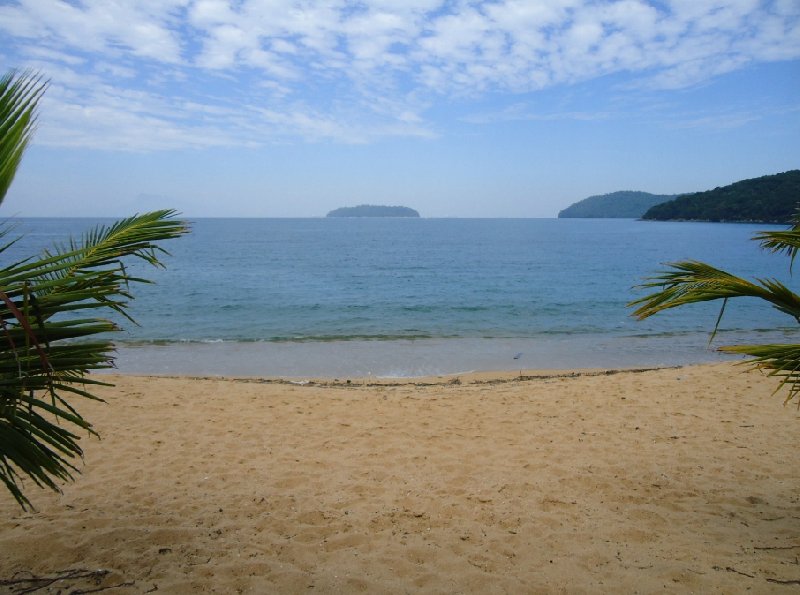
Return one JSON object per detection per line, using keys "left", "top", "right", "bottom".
{"left": 4, "top": 217, "right": 798, "bottom": 377}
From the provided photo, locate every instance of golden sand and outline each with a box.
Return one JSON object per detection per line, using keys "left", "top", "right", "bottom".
{"left": 1, "top": 363, "right": 799, "bottom": 593}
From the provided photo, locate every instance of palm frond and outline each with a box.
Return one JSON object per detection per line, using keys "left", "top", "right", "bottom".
{"left": 630, "top": 260, "right": 800, "bottom": 323}
{"left": 45, "top": 209, "right": 187, "bottom": 271}
{"left": 755, "top": 212, "right": 800, "bottom": 270}
{"left": 0, "top": 70, "right": 190, "bottom": 509}
{"left": 0, "top": 210, "right": 188, "bottom": 509}
{"left": 0, "top": 70, "right": 46, "bottom": 205}
{"left": 719, "top": 343, "right": 800, "bottom": 405}
{"left": 630, "top": 215, "right": 800, "bottom": 407}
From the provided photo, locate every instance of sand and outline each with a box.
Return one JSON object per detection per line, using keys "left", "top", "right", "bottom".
{"left": 1, "top": 362, "right": 799, "bottom": 593}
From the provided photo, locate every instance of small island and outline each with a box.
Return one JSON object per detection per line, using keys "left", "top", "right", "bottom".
{"left": 326, "top": 205, "right": 420, "bottom": 218}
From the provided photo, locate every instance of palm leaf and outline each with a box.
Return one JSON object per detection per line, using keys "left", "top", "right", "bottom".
{"left": 630, "top": 214, "right": 800, "bottom": 406}
{"left": 719, "top": 343, "right": 800, "bottom": 405}
{"left": 756, "top": 214, "right": 800, "bottom": 269}
{"left": 0, "top": 211, "right": 188, "bottom": 509}
{"left": 0, "top": 69, "right": 46, "bottom": 205}
{"left": 630, "top": 260, "right": 800, "bottom": 324}
{"left": 0, "top": 69, "right": 190, "bottom": 509}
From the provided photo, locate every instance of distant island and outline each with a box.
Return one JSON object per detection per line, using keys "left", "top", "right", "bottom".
{"left": 643, "top": 170, "right": 800, "bottom": 223}
{"left": 326, "top": 205, "right": 420, "bottom": 218}
{"left": 558, "top": 191, "right": 676, "bottom": 218}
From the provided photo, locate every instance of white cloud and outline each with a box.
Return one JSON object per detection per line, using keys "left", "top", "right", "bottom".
{"left": 671, "top": 110, "right": 762, "bottom": 130}
{"left": 0, "top": 0, "right": 797, "bottom": 149}
{"left": 94, "top": 62, "right": 138, "bottom": 79}
{"left": 0, "top": 0, "right": 186, "bottom": 62}
{"left": 462, "top": 102, "right": 613, "bottom": 124}
{"left": 19, "top": 45, "right": 86, "bottom": 66}
{"left": 22, "top": 60, "right": 432, "bottom": 151}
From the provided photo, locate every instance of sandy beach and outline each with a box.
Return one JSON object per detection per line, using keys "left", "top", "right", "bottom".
{"left": 1, "top": 362, "right": 799, "bottom": 593}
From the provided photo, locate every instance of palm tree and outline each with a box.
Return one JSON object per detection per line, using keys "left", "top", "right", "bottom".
{"left": 630, "top": 215, "right": 800, "bottom": 405}
{"left": 0, "top": 70, "right": 188, "bottom": 509}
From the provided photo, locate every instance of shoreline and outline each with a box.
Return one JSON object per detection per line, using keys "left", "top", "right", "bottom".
{"left": 2, "top": 362, "right": 799, "bottom": 593}
{"left": 105, "top": 333, "right": 766, "bottom": 378}
{"left": 117, "top": 362, "right": 687, "bottom": 385}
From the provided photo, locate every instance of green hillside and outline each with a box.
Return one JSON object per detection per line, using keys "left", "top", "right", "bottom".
{"left": 558, "top": 191, "right": 676, "bottom": 218}
{"left": 643, "top": 170, "right": 800, "bottom": 223}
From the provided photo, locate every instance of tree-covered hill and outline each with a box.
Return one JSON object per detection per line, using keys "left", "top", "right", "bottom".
{"left": 642, "top": 170, "right": 800, "bottom": 223}
{"left": 327, "top": 205, "right": 420, "bottom": 217}
{"left": 558, "top": 191, "right": 676, "bottom": 218}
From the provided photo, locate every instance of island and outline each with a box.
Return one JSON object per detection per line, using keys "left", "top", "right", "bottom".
{"left": 326, "top": 205, "right": 420, "bottom": 218}
{"left": 558, "top": 191, "right": 676, "bottom": 218}
{"left": 642, "top": 170, "right": 800, "bottom": 223}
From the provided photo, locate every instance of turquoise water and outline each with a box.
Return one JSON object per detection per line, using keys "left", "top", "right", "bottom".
{"left": 5, "top": 217, "right": 798, "bottom": 376}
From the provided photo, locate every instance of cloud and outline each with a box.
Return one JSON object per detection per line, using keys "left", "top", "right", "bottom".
{"left": 461, "top": 102, "right": 613, "bottom": 124}
{"left": 0, "top": 0, "right": 185, "bottom": 62}
{"left": 0, "top": 0, "right": 797, "bottom": 149}
{"left": 25, "top": 63, "right": 433, "bottom": 150}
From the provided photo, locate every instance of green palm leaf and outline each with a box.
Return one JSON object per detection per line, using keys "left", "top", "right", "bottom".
{"left": 0, "top": 69, "right": 46, "bottom": 205}
{"left": 631, "top": 260, "right": 800, "bottom": 325}
{"left": 756, "top": 215, "right": 800, "bottom": 269}
{"left": 719, "top": 343, "right": 800, "bottom": 404}
{"left": 0, "top": 70, "right": 189, "bottom": 509}
{"left": 630, "top": 215, "right": 800, "bottom": 406}
{"left": 0, "top": 211, "right": 188, "bottom": 508}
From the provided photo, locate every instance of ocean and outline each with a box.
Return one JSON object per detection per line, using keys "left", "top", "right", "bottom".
{"left": 4, "top": 217, "right": 798, "bottom": 377}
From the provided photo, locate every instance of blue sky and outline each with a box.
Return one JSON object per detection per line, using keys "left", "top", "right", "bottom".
{"left": 0, "top": 0, "right": 798, "bottom": 217}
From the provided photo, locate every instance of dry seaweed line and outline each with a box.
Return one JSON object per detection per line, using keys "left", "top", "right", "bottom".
{"left": 712, "top": 565, "right": 800, "bottom": 587}
{"left": 153, "top": 364, "right": 681, "bottom": 389}
{"left": 0, "top": 569, "right": 133, "bottom": 594}
{"left": 766, "top": 578, "right": 800, "bottom": 586}
{"left": 712, "top": 565, "right": 755, "bottom": 578}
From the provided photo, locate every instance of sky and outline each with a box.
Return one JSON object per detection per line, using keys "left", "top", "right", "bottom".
{"left": 0, "top": 0, "right": 799, "bottom": 218}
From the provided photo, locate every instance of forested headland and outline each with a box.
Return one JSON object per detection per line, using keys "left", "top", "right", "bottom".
{"left": 642, "top": 170, "right": 800, "bottom": 223}
{"left": 558, "top": 191, "right": 676, "bottom": 218}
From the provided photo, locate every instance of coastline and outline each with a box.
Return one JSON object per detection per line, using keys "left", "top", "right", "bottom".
{"left": 103, "top": 331, "right": 790, "bottom": 378}
{"left": 2, "top": 362, "right": 799, "bottom": 592}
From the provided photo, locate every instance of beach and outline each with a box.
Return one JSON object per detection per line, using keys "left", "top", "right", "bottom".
{"left": 1, "top": 362, "right": 799, "bottom": 593}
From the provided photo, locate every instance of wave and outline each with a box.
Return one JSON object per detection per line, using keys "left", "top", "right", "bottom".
{"left": 623, "top": 327, "right": 799, "bottom": 339}
{"left": 117, "top": 333, "right": 445, "bottom": 346}
{"left": 113, "top": 324, "right": 800, "bottom": 348}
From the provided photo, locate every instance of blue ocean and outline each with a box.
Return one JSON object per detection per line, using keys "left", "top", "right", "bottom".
{"left": 5, "top": 217, "right": 798, "bottom": 377}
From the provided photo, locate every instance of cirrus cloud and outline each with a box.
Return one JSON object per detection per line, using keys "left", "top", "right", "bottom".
{"left": 0, "top": 0, "right": 797, "bottom": 150}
